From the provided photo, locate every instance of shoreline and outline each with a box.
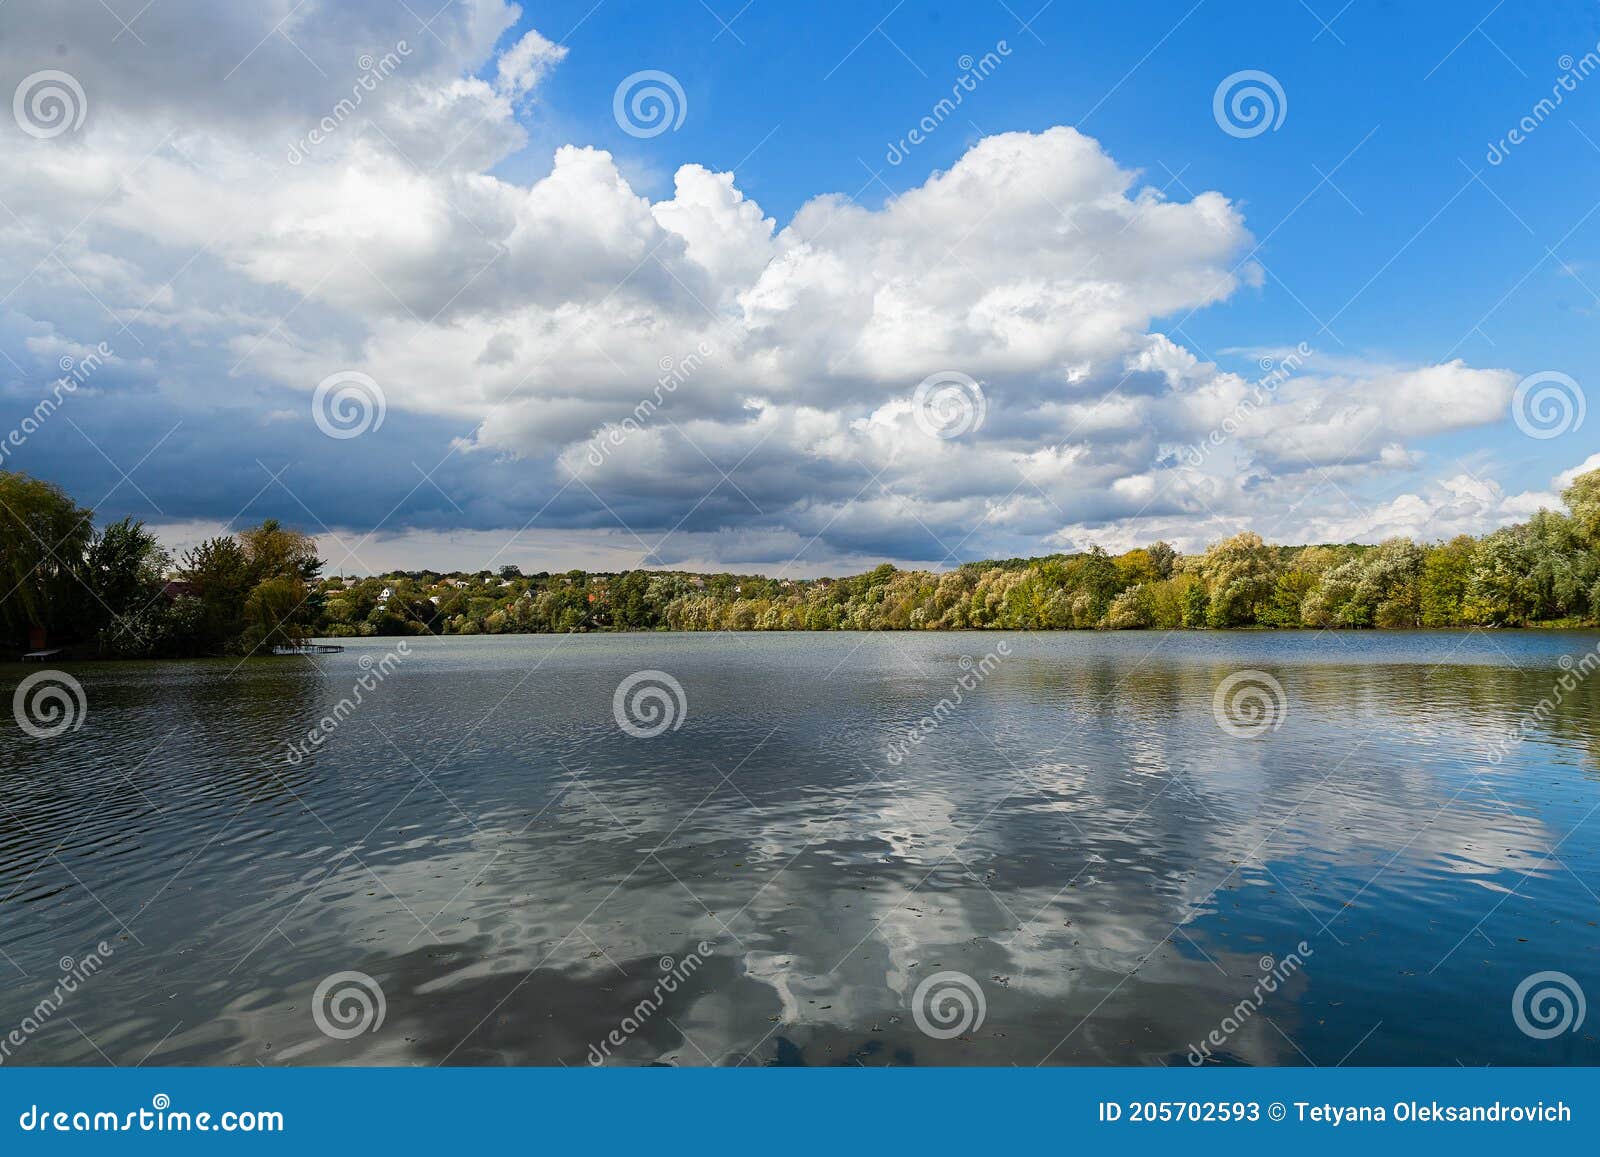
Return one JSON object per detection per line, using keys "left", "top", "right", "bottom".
{"left": 9, "top": 621, "right": 1600, "bottom": 666}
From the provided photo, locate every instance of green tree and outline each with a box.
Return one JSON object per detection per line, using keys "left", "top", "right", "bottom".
{"left": 1361, "top": 539, "right": 1425, "bottom": 628}
{"left": 239, "top": 519, "right": 323, "bottom": 586}
{"left": 1072, "top": 546, "right": 1122, "bottom": 621}
{"left": 1198, "top": 532, "right": 1277, "bottom": 626}
{"left": 1420, "top": 536, "right": 1476, "bottom": 627}
{"left": 82, "top": 517, "right": 170, "bottom": 654}
{"left": 1463, "top": 527, "right": 1539, "bottom": 626}
{"left": 1563, "top": 467, "right": 1600, "bottom": 546}
{"left": 1145, "top": 541, "right": 1178, "bottom": 580}
{"left": 0, "top": 471, "right": 92, "bottom": 648}
{"left": 180, "top": 536, "right": 252, "bottom": 652}
{"left": 1259, "top": 568, "right": 1316, "bottom": 628}
{"left": 240, "top": 575, "right": 314, "bottom": 653}
{"left": 1104, "top": 584, "right": 1153, "bottom": 628}
{"left": 1522, "top": 509, "right": 1594, "bottom": 621}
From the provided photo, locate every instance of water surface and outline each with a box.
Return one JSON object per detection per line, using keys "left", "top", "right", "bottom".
{"left": 3, "top": 631, "right": 1599, "bottom": 1066}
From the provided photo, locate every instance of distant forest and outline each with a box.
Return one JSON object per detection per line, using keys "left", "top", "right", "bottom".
{"left": 4, "top": 465, "right": 1599, "bottom": 659}
{"left": 317, "top": 465, "right": 1600, "bottom": 638}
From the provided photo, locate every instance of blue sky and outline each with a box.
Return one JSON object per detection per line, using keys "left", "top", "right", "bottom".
{"left": 1, "top": 0, "right": 1596, "bottom": 574}
{"left": 529, "top": 0, "right": 1598, "bottom": 476}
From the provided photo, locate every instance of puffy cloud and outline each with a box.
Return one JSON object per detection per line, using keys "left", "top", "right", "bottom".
{"left": 1556, "top": 452, "right": 1600, "bottom": 490}
{"left": 0, "top": 0, "right": 1540, "bottom": 571}
{"left": 495, "top": 28, "right": 566, "bottom": 98}
{"left": 1245, "top": 360, "right": 1516, "bottom": 471}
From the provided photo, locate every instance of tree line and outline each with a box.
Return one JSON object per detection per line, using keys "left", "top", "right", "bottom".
{"left": 5, "top": 465, "right": 1599, "bottom": 656}
{"left": 1, "top": 471, "right": 322, "bottom": 657}
{"left": 322, "top": 467, "right": 1600, "bottom": 636}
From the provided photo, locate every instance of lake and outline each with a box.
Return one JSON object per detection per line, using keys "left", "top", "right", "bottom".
{"left": 3, "top": 630, "right": 1598, "bottom": 1066}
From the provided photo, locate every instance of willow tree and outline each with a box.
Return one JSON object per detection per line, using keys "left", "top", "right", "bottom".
{"left": 0, "top": 471, "right": 92, "bottom": 648}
